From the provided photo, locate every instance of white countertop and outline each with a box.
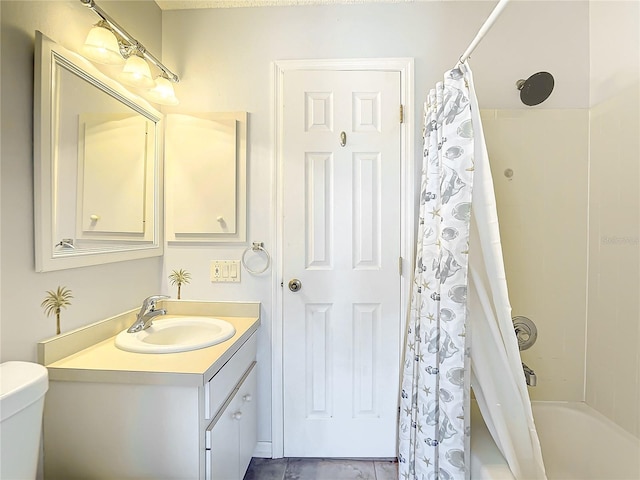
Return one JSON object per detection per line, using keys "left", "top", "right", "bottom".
{"left": 40, "top": 301, "right": 260, "bottom": 387}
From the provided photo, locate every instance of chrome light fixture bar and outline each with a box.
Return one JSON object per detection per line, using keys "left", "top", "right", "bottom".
{"left": 80, "top": 0, "right": 179, "bottom": 83}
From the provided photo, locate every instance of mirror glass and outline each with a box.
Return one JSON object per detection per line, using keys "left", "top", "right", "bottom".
{"left": 34, "top": 31, "right": 163, "bottom": 271}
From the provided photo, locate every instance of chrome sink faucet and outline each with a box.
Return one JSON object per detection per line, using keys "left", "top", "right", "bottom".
{"left": 127, "top": 295, "right": 169, "bottom": 333}
{"left": 522, "top": 363, "right": 537, "bottom": 387}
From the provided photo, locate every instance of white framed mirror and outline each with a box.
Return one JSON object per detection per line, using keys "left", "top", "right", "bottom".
{"left": 34, "top": 31, "right": 163, "bottom": 272}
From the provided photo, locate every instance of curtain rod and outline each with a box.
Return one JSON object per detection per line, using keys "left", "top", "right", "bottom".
{"left": 80, "top": 0, "right": 179, "bottom": 82}
{"left": 459, "top": 0, "right": 511, "bottom": 64}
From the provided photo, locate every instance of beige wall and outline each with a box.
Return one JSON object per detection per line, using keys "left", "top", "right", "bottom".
{"left": 586, "top": 1, "right": 640, "bottom": 437}
{"left": 161, "top": 0, "right": 591, "bottom": 451}
{"left": 4, "top": 0, "right": 637, "bottom": 463}
{"left": 481, "top": 109, "right": 590, "bottom": 402}
{"left": 0, "top": 0, "right": 164, "bottom": 362}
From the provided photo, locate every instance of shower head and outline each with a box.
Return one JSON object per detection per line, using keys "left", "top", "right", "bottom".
{"left": 516, "top": 71, "right": 554, "bottom": 106}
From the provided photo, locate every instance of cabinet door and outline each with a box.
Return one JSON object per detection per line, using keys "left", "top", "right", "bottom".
{"left": 238, "top": 366, "right": 258, "bottom": 478}
{"left": 207, "top": 401, "right": 240, "bottom": 480}
{"left": 165, "top": 112, "right": 248, "bottom": 243}
{"left": 206, "top": 363, "right": 257, "bottom": 480}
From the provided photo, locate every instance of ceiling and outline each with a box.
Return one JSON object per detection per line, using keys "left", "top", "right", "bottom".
{"left": 155, "top": 0, "right": 439, "bottom": 10}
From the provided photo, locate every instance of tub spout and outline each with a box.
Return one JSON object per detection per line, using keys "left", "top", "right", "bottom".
{"left": 522, "top": 363, "right": 537, "bottom": 387}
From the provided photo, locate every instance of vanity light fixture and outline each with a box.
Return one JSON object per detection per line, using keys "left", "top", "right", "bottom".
{"left": 81, "top": 21, "right": 124, "bottom": 65}
{"left": 80, "top": 0, "right": 179, "bottom": 103}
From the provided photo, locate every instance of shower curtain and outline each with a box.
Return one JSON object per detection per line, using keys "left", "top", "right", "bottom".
{"left": 398, "top": 64, "right": 546, "bottom": 480}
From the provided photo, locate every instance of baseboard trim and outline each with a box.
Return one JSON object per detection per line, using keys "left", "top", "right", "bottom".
{"left": 253, "top": 441, "right": 273, "bottom": 458}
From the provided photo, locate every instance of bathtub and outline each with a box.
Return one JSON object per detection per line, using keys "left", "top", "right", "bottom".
{"left": 471, "top": 401, "right": 640, "bottom": 479}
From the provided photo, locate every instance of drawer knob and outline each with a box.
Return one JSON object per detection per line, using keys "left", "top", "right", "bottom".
{"left": 243, "top": 394, "right": 252, "bottom": 402}
{"left": 232, "top": 411, "right": 243, "bottom": 420}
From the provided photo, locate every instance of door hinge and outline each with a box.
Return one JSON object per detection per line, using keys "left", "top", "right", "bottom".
{"left": 400, "top": 104, "right": 404, "bottom": 124}
{"left": 399, "top": 256, "right": 403, "bottom": 276}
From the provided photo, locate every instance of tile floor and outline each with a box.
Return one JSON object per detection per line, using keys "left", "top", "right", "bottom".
{"left": 243, "top": 458, "right": 398, "bottom": 480}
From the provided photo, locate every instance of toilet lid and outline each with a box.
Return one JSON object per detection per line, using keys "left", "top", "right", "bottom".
{"left": 0, "top": 362, "right": 49, "bottom": 422}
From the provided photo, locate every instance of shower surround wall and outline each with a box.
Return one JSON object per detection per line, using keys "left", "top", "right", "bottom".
{"left": 587, "top": 83, "right": 640, "bottom": 438}
{"left": 482, "top": 1, "right": 640, "bottom": 439}
{"left": 586, "top": 0, "right": 640, "bottom": 438}
{"left": 481, "top": 109, "right": 590, "bottom": 403}
{"left": 482, "top": 99, "right": 640, "bottom": 438}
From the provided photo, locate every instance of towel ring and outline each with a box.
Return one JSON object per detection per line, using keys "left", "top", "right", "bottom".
{"left": 242, "top": 242, "right": 271, "bottom": 275}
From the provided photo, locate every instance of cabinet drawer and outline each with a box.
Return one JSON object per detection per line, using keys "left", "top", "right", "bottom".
{"left": 205, "top": 333, "right": 257, "bottom": 419}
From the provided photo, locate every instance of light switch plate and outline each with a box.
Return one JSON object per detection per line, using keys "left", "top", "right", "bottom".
{"left": 210, "top": 260, "right": 241, "bottom": 282}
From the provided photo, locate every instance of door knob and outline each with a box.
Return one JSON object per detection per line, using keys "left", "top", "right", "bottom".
{"left": 288, "top": 279, "right": 302, "bottom": 292}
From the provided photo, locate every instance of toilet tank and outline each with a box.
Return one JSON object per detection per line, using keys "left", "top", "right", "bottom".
{"left": 0, "top": 361, "right": 49, "bottom": 480}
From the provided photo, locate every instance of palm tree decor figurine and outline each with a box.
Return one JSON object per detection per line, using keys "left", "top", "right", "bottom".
{"left": 41, "top": 286, "right": 73, "bottom": 335}
{"left": 169, "top": 268, "right": 191, "bottom": 300}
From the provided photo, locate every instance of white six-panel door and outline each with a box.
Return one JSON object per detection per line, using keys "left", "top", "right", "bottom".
{"left": 282, "top": 69, "right": 402, "bottom": 457}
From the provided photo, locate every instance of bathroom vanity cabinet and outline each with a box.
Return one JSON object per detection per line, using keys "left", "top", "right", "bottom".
{"left": 39, "top": 301, "right": 260, "bottom": 480}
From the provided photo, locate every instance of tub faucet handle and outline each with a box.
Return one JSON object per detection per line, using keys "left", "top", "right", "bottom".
{"left": 513, "top": 316, "right": 538, "bottom": 351}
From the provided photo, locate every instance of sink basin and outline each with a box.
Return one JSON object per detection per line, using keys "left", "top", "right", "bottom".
{"left": 115, "top": 316, "right": 236, "bottom": 354}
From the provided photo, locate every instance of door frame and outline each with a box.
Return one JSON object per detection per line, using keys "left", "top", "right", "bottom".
{"left": 271, "top": 58, "right": 415, "bottom": 458}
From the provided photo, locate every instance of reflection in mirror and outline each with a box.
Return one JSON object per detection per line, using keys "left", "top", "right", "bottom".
{"left": 34, "top": 31, "right": 163, "bottom": 271}
{"left": 77, "top": 113, "right": 153, "bottom": 239}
